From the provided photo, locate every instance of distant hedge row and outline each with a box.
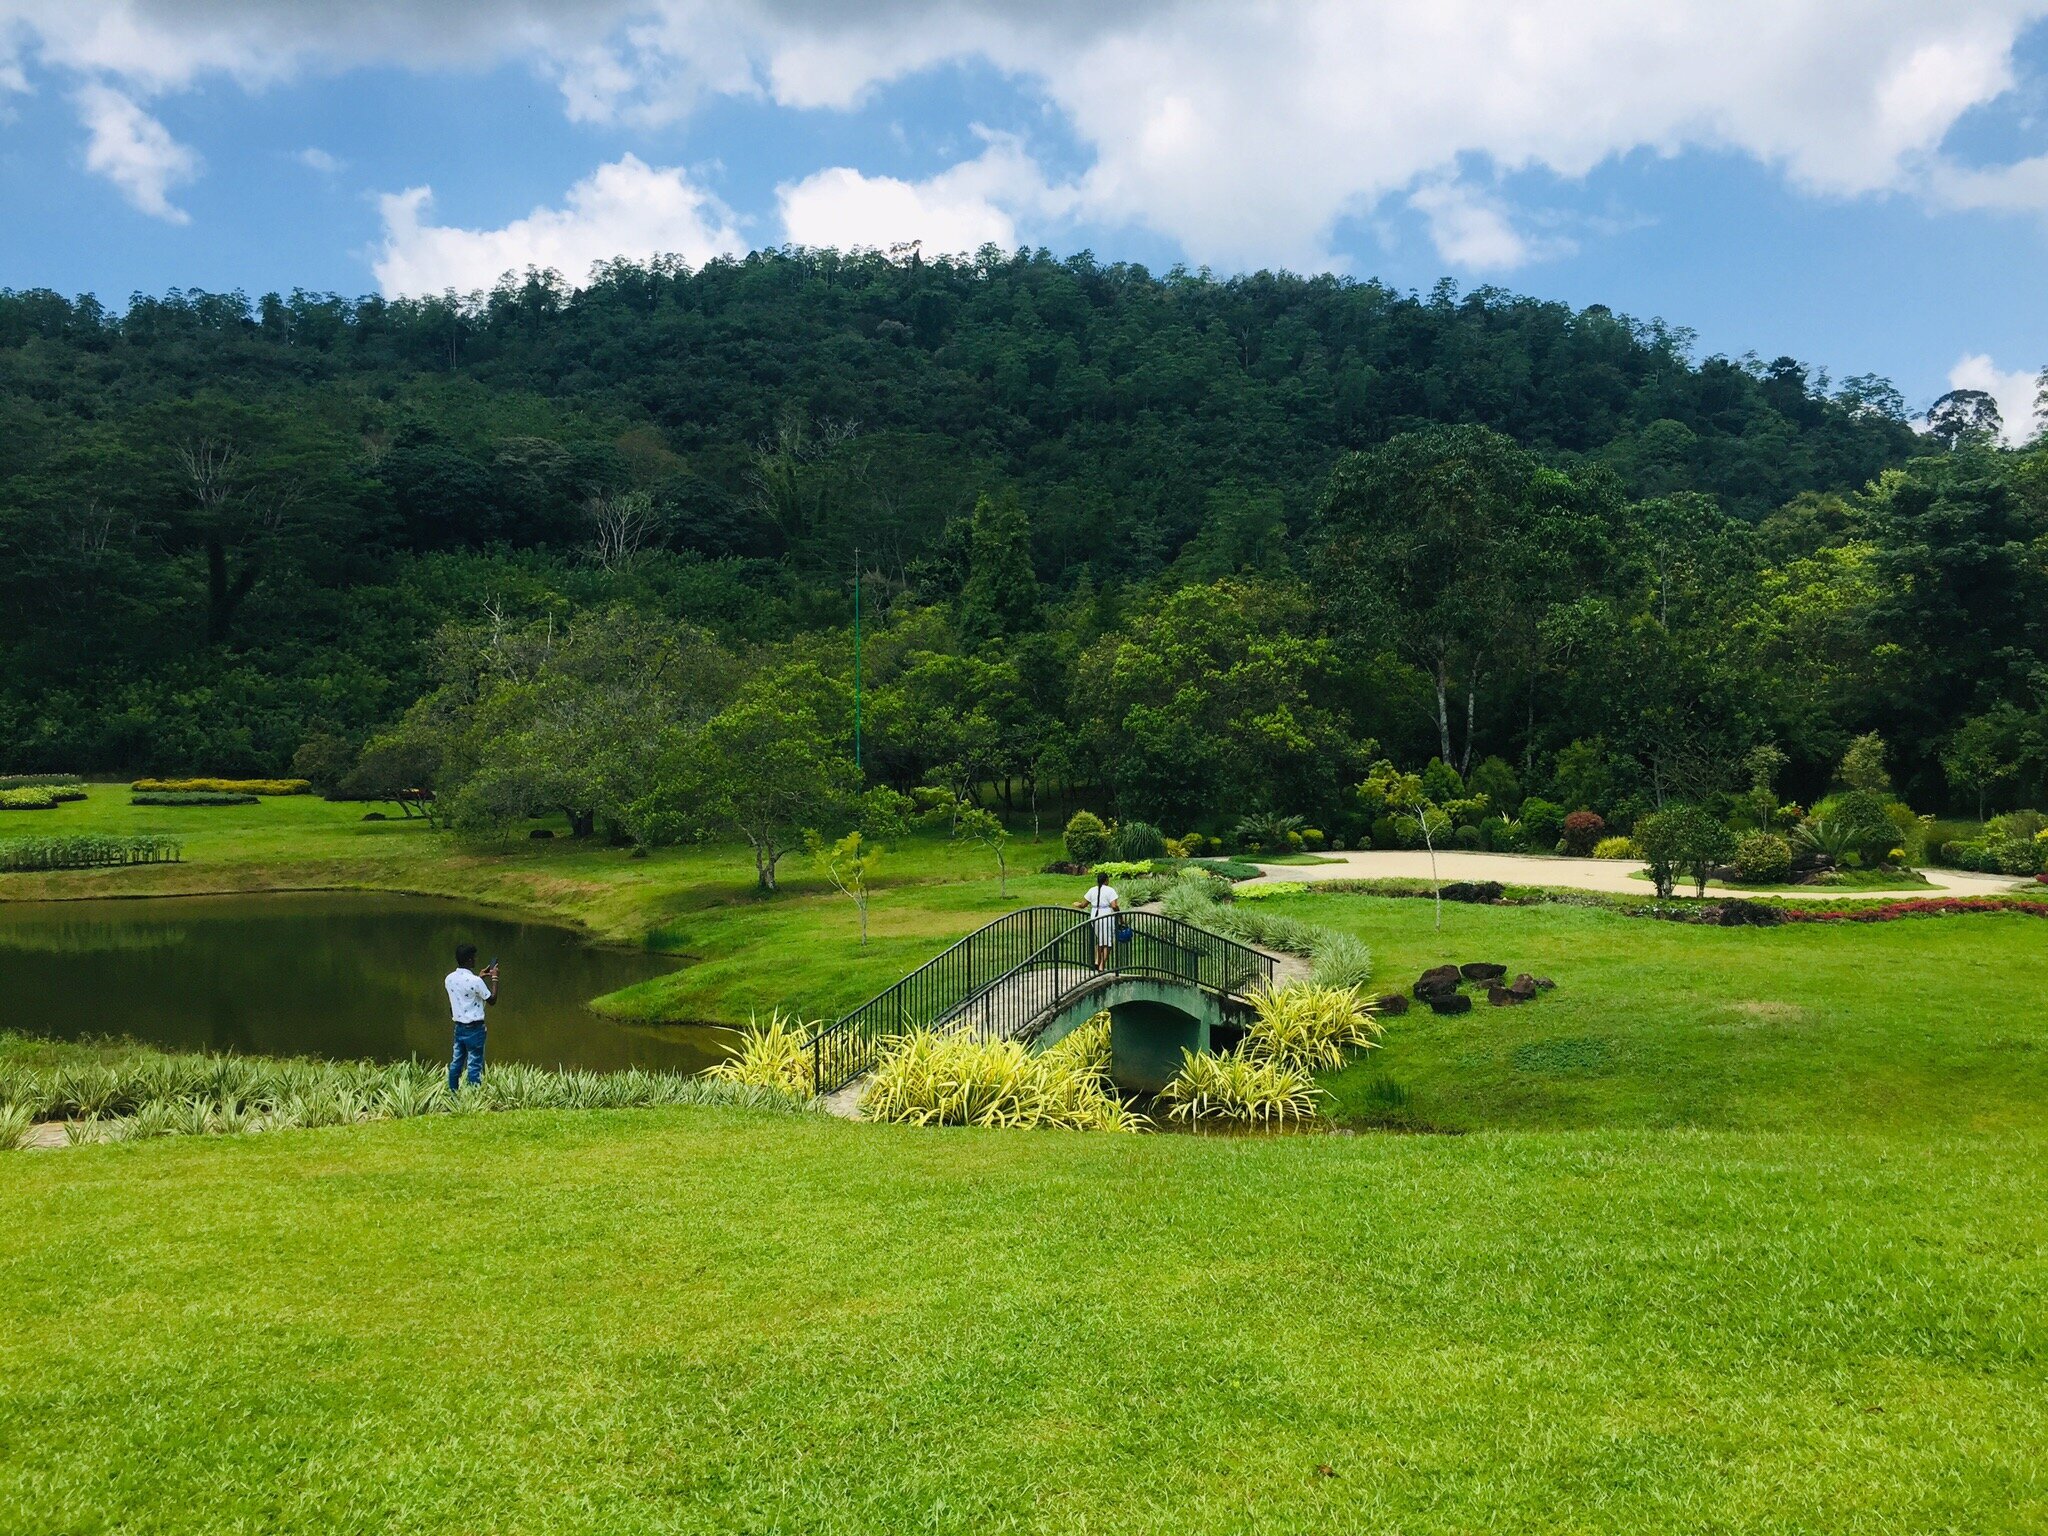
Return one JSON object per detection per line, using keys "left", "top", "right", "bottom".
{"left": 130, "top": 791, "right": 259, "bottom": 807}
{"left": 0, "top": 774, "right": 88, "bottom": 790}
{"left": 0, "top": 834, "right": 182, "bottom": 872}
{"left": 130, "top": 777, "right": 310, "bottom": 796}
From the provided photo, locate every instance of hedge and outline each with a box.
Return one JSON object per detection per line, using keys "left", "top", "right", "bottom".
{"left": 130, "top": 791, "right": 260, "bottom": 807}
{"left": 0, "top": 774, "right": 88, "bottom": 790}
{"left": 130, "top": 777, "right": 311, "bottom": 796}
{"left": 0, "top": 834, "right": 182, "bottom": 872}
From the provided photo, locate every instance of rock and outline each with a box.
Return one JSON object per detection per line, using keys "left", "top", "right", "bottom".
{"left": 1535, "top": 977, "right": 1556, "bottom": 990}
{"left": 1487, "top": 985, "right": 1520, "bottom": 1006}
{"left": 361, "top": 811, "right": 386, "bottom": 821}
{"left": 1460, "top": 962, "right": 1507, "bottom": 982}
{"left": 1374, "top": 994, "right": 1410, "bottom": 1017}
{"left": 1509, "top": 974, "right": 1538, "bottom": 999}
{"left": 1714, "top": 898, "right": 1784, "bottom": 927}
{"left": 1428, "top": 991, "right": 1473, "bottom": 1016}
{"left": 529, "top": 828, "right": 555, "bottom": 840}
{"left": 1441, "top": 881, "right": 1505, "bottom": 904}
{"left": 1414, "top": 964, "right": 1462, "bottom": 999}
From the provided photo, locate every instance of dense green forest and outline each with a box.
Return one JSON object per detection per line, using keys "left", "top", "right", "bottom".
{"left": 3, "top": 246, "right": 2044, "bottom": 837}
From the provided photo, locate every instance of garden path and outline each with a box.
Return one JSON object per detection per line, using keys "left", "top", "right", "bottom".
{"left": 1241, "top": 850, "right": 2026, "bottom": 900}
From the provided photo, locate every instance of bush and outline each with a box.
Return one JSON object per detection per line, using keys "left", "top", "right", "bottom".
{"left": 1063, "top": 810, "right": 1111, "bottom": 865}
{"left": 0, "top": 774, "right": 87, "bottom": 790}
{"left": 1994, "top": 838, "right": 2046, "bottom": 876}
{"left": 1560, "top": 810, "right": 1606, "bottom": 856}
{"left": 1480, "top": 817, "right": 1529, "bottom": 853}
{"left": 1300, "top": 827, "right": 1325, "bottom": 851}
{"left": 1731, "top": 832, "right": 1794, "bottom": 884}
{"left": 705, "top": 1010, "right": 819, "bottom": 1096}
{"left": 0, "top": 788, "right": 58, "bottom": 810}
{"left": 1370, "top": 815, "right": 1400, "bottom": 849}
{"left": 1467, "top": 756, "right": 1522, "bottom": 818}
{"left": 129, "top": 791, "right": 260, "bottom": 807}
{"left": 1452, "top": 824, "right": 1483, "bottom": 850}
{"left": 1419, "top": 758, "right": 1464, "bottom": 803}
{"left": 1988, "top": 809, "right": 2048, "bottom": 842}
{"left": 1829, "top": 789, "right": 1905, "bottom": 867}
{"left": 291, "top": 733, "right": 358, "bottom": 795}
{"left": 1178, "top": 832, "right": 1207, "bottom": 857}
{"left": 1233, "top": 811, "right": 1306, "bottom": 853}
{"left": 1592, "top": 836, "right": 1637, "bottom": 860}
{"left": 130, "top": 777, "right": 311, "bottom": 796}
{"left": 1240, "top": 983, "right": 1383, "bottom": 1072}
{"left": 1390, "top": 814, "right": 1422, "bottom": 849}
{"left": 860, "top": 1016, "right": 1142, "bottom": 1131}
{"left": 1519, "top": 798, "right": 1566, "bottom": 850}
{"left": 1110, "top": 819, "right": 1168, "bottom": 861}
{"left": 1157, "top": 1049, "right": 1321, "bottom": 1125}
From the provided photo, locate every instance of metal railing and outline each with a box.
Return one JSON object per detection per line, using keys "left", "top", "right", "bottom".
{"left": 805, "top": 905, "right": 1276, "bottom": 1093}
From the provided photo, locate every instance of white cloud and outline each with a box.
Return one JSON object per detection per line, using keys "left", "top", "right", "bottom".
{"left": 1407, "top": 177, "right": 1573, "bottom": 271}
{"left": 73, "top": 82, "right": 197, "bottom": 222}
{"left": 777, "top": 133, "right": 1067, "bottom": 255}
{"left": 296, "top": 146, "right": 343, "bottom": 174}
{"left": 11, "top": 1, "right": 2048, "bottom": 265}
{"left": 372, "top": 152, "right": 746, "bottom": 295}
{"left": 1947, "top": 353, "right": 2044, "bottom": 445}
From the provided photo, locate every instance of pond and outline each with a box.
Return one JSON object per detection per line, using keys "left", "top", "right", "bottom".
{"left": 0, "top": 892, "right": 727, "bottom": 1075}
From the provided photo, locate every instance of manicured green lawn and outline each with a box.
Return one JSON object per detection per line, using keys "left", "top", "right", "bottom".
{"left": 1285, "top": 890, "right": 2048, "bottom": 1133}
{"left": 0, "top": 1111, "right": 2042, "bottom": 1534}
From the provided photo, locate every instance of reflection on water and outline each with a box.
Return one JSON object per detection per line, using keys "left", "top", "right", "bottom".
{"left": 0, "top": 892, "right": 727, "bottom": 1074}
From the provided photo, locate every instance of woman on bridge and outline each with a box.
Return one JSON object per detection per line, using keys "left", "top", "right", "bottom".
{"left": 1078, "top": 871, "right": 1121, "bottom": 972}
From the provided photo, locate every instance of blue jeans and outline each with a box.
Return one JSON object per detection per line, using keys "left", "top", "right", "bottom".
{"left": 449, "top": 1023, "right": 487, "bottom": 1092}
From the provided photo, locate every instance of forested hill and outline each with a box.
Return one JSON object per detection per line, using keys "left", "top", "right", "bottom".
{"left": 0, "top": 248, "right": 2008, "bottom": 816}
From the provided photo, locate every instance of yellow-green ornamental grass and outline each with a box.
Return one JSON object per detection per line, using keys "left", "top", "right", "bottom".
{"left": 861, "top": 1014, "right": 1144, "bottom": 1131}
{"left": 704, "top": 1009, "right": 821, "bottom": 1097}
{"left": 1158, "top": 981, "right": 1382, "bottom": 1126}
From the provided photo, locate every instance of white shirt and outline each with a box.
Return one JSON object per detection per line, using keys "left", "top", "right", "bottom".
{"left": 1085, "top": 885, "right": 1120, "bottom": 919}
{"left": 445, "top": 967, "right": 493, "bottom": 1025}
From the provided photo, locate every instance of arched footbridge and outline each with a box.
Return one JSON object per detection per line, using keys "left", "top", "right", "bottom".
{"left": 804, "top": 907, "right": 1277, "bottom": 1096}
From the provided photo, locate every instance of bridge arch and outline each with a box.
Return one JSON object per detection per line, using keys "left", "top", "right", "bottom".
{"left": 1031, "top": 976, "right": 1242, "bottom": 1093}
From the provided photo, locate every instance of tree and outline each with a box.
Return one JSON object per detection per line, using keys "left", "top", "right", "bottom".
{"left": 954, "top": 805, "right": 1012, "bottom": 896}
{"left": 957, "top": 488, "right": 1040, "bottom": 641}
{"left": 1316, "top": 426, "right": 1544, "bottom": 771}
{"left": 1942, "top": 709, "right": 2025, "bottom": 819}
{"left": 1362, "top": 759, "right": 1448, "bottom": 930}
{"left": 1634, "top": 804, "right": 1733, "bottom": 898}
{"left": 1926, "top": 390, "right": 2002, "bottom": 450}
{"left": 586, "top": 490, "right": 664, "bottom": 571}
{"left": 690, "top": 674, "right": 857, "bottom": 891}
{"left": 1837, "top": 732, "right": 1891, "bottom": 795}
{"left": 807, "top": 829, "right": 884, "bottom": 944}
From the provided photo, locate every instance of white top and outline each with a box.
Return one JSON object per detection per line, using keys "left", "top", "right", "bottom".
{"left": 445, "top": 967, "right": 493, "bottom": 1024}
{"left": 1084, "top": 885, "right": 1120, "bottom": 918}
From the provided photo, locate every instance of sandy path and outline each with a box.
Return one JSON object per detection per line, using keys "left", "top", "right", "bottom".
{"left": 1242, "top": 850, "right": 2027, "bottom": 900}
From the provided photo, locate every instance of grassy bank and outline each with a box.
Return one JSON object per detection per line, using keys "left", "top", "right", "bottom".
{"left": 2, "top": 1110, "right": 2043, "bottom": 1533}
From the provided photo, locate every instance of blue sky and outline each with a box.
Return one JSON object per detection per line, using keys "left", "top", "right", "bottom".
{"left": 5, "top": 2, "right": 2048, "bottom": 435}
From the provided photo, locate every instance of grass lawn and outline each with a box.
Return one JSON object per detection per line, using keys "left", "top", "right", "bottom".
{"left": 3, "top": 1111, "right": 2045, "bottom": 1534}
{"left": 8, "top": 794, "right": 2048, "bottom": 1531}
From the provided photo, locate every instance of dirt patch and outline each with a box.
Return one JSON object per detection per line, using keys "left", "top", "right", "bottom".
{"left": 1714, "top": 1000, "right": 1812, "bottom": 1029}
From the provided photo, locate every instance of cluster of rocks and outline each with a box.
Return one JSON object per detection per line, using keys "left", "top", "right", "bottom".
{"left": 1376, "top": 962, "right": 1556, "bottom": 1016}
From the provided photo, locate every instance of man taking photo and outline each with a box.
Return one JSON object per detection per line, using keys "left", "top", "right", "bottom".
{"left": 444, "top": 943, "right": 499, "bottom": 1093}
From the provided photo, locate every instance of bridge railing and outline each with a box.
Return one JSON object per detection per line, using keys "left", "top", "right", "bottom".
{"left": 805, "top": 905, "right": 1276, "bottom": 1094}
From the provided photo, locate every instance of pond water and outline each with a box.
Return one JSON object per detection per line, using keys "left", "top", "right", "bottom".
{"left": 0, "top": 892, "right": 728, "bottom": 1074}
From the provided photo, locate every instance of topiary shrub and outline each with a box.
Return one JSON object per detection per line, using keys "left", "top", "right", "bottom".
{"left": 1731, "top": 832, "right": 1793, "bottom": 884}
{"left": 1560, "top": 810, "right": 1606, "bottom": 856}
{"left": 1063, "top": 810, "right": 1111, "bottom": 865}
{"left": 1592, "top": 836, "right": 1637, "bottom": 860}
{"left": 1452, "top": 823, "right": 1483, "bottom": 850}
{"left": 1390, "top": 814, "right": 1423, "bottom": 849}
{"left": 1829, "top": 789, "right": 1904, "bottom": 867}
{"left": 1519, "top": 798, "right": 1565, "bottom": 851}
{"left": 1111, "top": 819, "right": 1168, "bottom": 861}
{"left": 1300, "top": 827, "right": 1325, "bottom": 850}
